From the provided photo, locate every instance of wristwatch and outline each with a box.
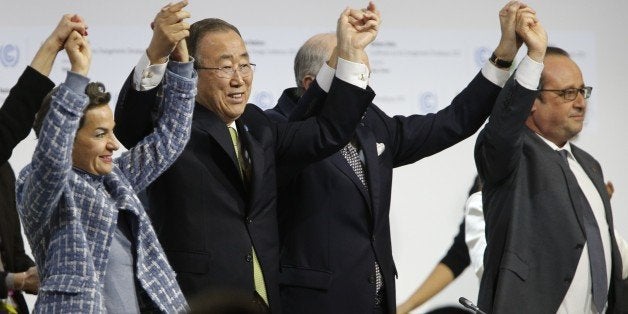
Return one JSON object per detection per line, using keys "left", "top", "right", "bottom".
{"left": 489, "top": 53, "right": 513, "bottom": 69}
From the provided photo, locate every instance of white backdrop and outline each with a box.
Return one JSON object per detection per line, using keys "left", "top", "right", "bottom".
{"left": 1, "top": 1, "right": 627, "bottom": 312}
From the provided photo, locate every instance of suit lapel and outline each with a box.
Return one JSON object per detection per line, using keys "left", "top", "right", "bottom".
{"left": 572, "top": 147, "right": 614, "bottom": 227}
{"left": 357, "top": 126, "right": 380, "bottom": 221}
{"left": 329, "top": 151, "right": 371, "bottom": 209}
{"left": 194, "top": 105, "right": 247, "bottom": 196}
{"left": 237, "top": 120, "right": 265, "bottom": 215}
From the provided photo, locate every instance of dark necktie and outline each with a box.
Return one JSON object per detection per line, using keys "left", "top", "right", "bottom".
{"left": 340, "top": 142, "right": 384, "bottom": 305}
{"left": 558, "top": 150, "right": 608, "bottom": 312}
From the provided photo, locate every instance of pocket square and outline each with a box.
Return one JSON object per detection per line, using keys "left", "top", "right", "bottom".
{"left": 376, "top": 142, "right": 385, "bottom": 156}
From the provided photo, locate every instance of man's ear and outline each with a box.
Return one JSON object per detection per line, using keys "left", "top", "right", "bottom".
{"left": 302, "top": 75, "right": 315, "bottom": 91}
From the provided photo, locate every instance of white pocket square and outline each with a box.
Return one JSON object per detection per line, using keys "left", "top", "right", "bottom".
{"left": 376, "top": 142, "right": 385, "bottom": 156}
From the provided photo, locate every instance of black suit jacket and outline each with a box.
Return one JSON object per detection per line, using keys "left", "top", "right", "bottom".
{"left": 268, "top": 71, "right": 500, "bottom": 313}
{"left": 475, "top": 76, "right": 624, "bottom": 313}
{"left": 0, "top": 163, "right": 35, "bottom": 313}
{"left": 0, "top": 67, "right": 52, "bottom": 313}
{"left": 114, "top": 73, "right": 374, "bottom": 313}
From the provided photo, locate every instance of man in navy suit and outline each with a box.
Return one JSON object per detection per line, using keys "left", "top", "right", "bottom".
{"left": 114, "top": 3, "right": 379, "bottom": 312}
{"left": 475, "top": 7, "right": 628, "bottom": 313}
{"left": 266, "top": 2, "right": 528, "bottom": 312}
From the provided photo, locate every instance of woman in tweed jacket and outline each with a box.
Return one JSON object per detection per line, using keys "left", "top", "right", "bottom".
{"left": 16, "top": 25, "right": 195, "bottom": 313}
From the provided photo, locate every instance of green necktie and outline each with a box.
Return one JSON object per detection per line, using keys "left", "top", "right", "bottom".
{"left": 228, "top": 126, "right": 268, "bottom": 305}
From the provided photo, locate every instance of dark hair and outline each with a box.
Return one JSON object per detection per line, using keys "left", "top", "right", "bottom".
{"left": 538, "top": 46, "right": 571, "bottom": 91}
{"left": 33, "top": 82, "right": 111, "bottom": 137}
{"left": 189, "top": 18, "right": 242, "bottom": 68}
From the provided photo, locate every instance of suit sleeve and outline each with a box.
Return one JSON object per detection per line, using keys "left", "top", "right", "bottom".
{"left": 274, "top": 77, "right": 374, "bottom": 170}
{"left": 474, "top": 59, "right": 542, "bottom": 186}
{"left": 373, "top": 71, "right": 500, "bottom": 168}
{"left": 0, "top": 67, "right": 54, "bottom": 164}
{"left": 114, "top": 70, "right": 161, "bottom": 149}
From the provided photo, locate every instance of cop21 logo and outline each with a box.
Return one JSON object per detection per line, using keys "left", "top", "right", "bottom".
{"left": 0, "top": 44, "right": 20, "bottom": 67}
{"left": 474, "top": 47, "right": 491, "bottom": 68}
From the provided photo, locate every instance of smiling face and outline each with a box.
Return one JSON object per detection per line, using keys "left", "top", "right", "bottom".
{"left": 526, "top": 55, "right": 587, "bottom": 147}
{"left": 72, "top": 104, "right": 120, "bottom": 175}
{"left": 195, "top": 30, "right": 252, "bottom": 124}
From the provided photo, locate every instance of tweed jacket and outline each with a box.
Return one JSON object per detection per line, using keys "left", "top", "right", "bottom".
{"left": 16, "top": 64, "right": 196, "bottom": 313}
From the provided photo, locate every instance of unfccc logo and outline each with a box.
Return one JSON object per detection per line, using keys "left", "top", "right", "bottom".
{"left": 0, "top": 44, "right": 20, "bottom": 67}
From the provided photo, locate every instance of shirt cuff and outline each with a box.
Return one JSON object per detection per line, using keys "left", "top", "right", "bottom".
{"left": 335, "top": 57, "right": 369, "bottom": 90}
{"left": 167, "top": 57, "right": 195, "bottom": 79}
{"left": 316, "top": 62, "right": 335, "bottom": 93}
{"left": 514, "top": 55, "right": 544, "bottom": 91}
{"left": 133, "top": 52, "right": 168, "bottom": 91}
{"left": 65, "top": 71, "right": 90, "bottom": 94}
{"left": 481, "top": 61, "right": 510, "bottom": 88}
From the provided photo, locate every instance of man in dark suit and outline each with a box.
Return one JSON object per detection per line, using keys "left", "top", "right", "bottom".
{"left": 0, "top": 14, "right": 87, "bottom": 313}
{"left": 113, "top": 5, "right": 378, "bottom": 312}
{"left": 265, "top": 2, "right": 525, "bottom": 313}
{"left": 475, "top": 8, "right": 628, "bottom": 313}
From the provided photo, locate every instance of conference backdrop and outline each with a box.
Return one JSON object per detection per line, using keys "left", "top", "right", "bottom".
{"left": 1, "top": 1, "right": 626, "bottom": 312}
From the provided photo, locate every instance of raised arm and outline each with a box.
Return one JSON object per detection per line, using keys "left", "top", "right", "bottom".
{"left": 0, "top": 14, "right": 87, "bottom": 164}
{"left": 17, "top": 30, "right": 92, "bottom": 235}
{"left": 475, "top": 5, "right": 547, "bottom": 185}
{"left": 275, "top": 3, "right": 379, "bottom": 167}
{"left": 116, "top": 38, "right": 196, "bottom": 192}
{"left": 114, "top": 0, "right": 190, "bottom": 148}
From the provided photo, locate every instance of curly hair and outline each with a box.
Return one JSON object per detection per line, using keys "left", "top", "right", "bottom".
{"left": 33, "top": 81, "right": 111, "bottom": 137}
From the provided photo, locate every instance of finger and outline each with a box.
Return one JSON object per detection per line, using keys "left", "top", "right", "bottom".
{"left": 69, "top": 14, "right": 85, "bottom": 24}
{"left": 164, "top": 10, "right": 191, "bottom": 24}
{"left": 168, "top": 0, "right": 189, "bottom": 12}
{"left": 367, "top": 1, "right": 377, "bottom": 13}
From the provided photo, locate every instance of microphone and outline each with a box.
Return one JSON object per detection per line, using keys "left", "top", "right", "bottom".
{"left": 459, "top": 297, "right": 487, "bottom": 314}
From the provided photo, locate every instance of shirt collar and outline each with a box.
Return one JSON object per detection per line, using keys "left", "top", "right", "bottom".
{"left": 534, "top": 132, "right": 574, "bottom": 159}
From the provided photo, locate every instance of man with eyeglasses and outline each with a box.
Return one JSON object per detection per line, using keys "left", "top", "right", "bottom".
{"left": 114, "top": 2, "right": 378, "bottom": 312}
{"left": 475, "top": 7, "right": 628, "bottom": 313}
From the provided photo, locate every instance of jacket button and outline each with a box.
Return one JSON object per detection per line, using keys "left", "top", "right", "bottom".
{"left": 245, "top": 217, "right": 253, "bottom": 224}
{"left": 564, "top": 277, "right": 572, "bottom": 284}
{"left": 371, "top": 235, "right": 376, "bottom": 241}
{"left": 246, "top": 254, "right": 253, "bottom": 262}
{"left": 575, "top": 243, "right": 584, "bottom": 249}
{"left": 368, "top": 275, "right": 375, "bottom": 284}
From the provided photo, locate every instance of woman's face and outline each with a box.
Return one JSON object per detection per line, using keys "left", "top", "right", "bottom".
{"left": 72, "top": 104, "right": 120, "bottom": 175}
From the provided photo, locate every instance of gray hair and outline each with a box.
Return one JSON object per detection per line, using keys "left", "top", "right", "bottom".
{"left": 293, "top": 33, "right": 336, "bottom": 96}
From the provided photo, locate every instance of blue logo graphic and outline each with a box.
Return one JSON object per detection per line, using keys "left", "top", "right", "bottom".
{"left": 419, "top": 92, "right": 438, "bottom": 114}
{"left": 0, "top": 44, "right": 19, "bottom": 67}
{"left": 474, "top": 47, "right": 491, "bottom": 68}
{"left": 253, "top": 91, "right": 274, "bottom": 110}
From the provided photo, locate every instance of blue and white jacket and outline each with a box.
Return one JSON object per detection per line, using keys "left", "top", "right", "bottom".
{"left": 17, "top": 61, "right": 196, "bottom": 313}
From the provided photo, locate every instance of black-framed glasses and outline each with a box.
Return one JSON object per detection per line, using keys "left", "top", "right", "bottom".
{"left": 539, "top": 86, "right": 592, "bottom": 101}
{"left": 195, "top": 63, "right": 256, "bottom": 79}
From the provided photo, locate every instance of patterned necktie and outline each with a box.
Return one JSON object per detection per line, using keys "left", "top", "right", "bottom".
{"left": 228, "top": 126, "right": 268, "bottom": 305}
{"left": 558, "top": 150, "right": 608, "bottom": 312}
{"left": 340, "top": 142, "right": 384, "bottom": 305}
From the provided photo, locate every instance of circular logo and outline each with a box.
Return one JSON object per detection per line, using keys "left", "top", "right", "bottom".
{"left": 474, "top": 46, "right": 491, "bottom": 68}
{"left": 0, "top": 44, "right": 19, "bottom": 67}
{"left": 419, "top": 92, "right": 438, "bottom": 114}
{"left": 253, "top": 91, "right": 274, "bottom": 110}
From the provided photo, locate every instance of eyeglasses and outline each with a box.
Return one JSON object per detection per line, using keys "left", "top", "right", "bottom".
{"left": 195, "top": 63, "right": 256, "bottom": 79}
{"left": 539, "top": 86, "right": 592, "bottom": 101}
